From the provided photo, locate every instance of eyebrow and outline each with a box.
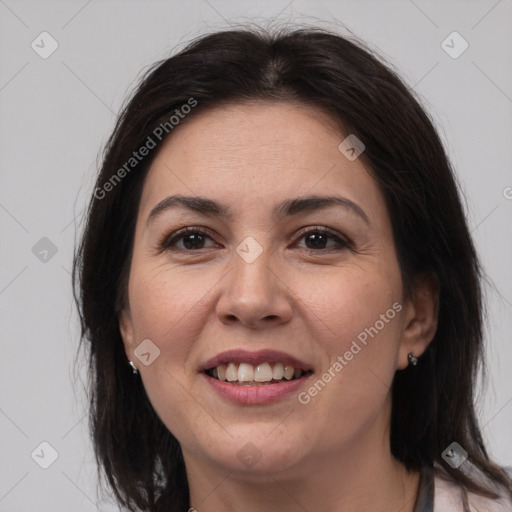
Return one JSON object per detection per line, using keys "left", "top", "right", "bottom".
{"left": 146, "top": 194, "right": 370, "bottom": 227}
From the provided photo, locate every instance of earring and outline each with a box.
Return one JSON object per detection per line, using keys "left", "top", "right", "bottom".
{"left": 129, "top": 360, "right": 139, "bottom": 374}
{"left": 408, "top": 353, "right": 419, "bottom": 367}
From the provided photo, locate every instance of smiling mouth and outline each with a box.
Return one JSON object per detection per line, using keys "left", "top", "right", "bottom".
{"left": 205, "top": 362, "right": 313, "bottom": 386}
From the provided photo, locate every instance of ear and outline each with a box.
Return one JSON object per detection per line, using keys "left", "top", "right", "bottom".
{"left": 118, "top": 307, "right": 135, "bottom": 358}
{"left": 396, "top": 272, "right": 439, "bottom": 370}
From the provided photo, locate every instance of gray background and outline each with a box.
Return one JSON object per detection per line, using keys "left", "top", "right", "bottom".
{"left": 0, "top": 0, "right": 511, "bottom": 510}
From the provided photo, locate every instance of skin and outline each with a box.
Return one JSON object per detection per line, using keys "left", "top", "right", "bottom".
{"left": 119, "top": 101, "right": 439, "bottom": 512}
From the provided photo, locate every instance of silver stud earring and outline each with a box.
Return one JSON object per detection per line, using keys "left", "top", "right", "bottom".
{"left": 408, "top": 353, "right": 419, "bottom": 366}
{"left": 129, "top": 360, "right": 139, "bottom": 374}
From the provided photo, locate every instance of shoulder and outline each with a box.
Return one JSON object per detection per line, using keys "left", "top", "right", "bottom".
{"left": 434, "top": 467, "right": 512, "bottom": 512}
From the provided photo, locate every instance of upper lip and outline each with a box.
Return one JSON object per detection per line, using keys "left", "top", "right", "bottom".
{"left": 201, "top": 349, "right": 313, "bottom": 372}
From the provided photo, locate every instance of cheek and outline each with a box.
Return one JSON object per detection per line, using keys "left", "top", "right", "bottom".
{"left": 293, "top": 263, "right": 402, "bottom": 353}
{"left": 126, "top": 265, "right": 214, "bottom": 441}
{"left": 127, "top": 263, "right": 211, "bottom": 358}
{"left": 292, "top": 263, "right": 403, "bottom": 419}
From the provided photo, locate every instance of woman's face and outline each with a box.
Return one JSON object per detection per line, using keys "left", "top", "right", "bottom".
{"left": 119, "top": 101, "right": 424, "bottom": 477}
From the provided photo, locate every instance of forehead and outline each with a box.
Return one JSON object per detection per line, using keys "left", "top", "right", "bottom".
{"left": 153, "top": 100, "right": 343, "bottom": 164}
{"left": 138, "top": 101, "right": 384, "bottom": 224}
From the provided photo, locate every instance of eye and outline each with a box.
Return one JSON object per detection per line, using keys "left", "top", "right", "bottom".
{"left": 293, "top": 226, "right": 351, "bottom": 252}
{"left": 159, "top": 226, "right": 218, "bottom": 251}
{"left": 159, "top": 225, "right": 351, "bottom": 253}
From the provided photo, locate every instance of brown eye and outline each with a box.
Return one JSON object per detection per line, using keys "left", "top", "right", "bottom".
{"left": 159, "top": 226, "right": 351, "bottom": 253}
{"left": 294, "top": 227, "right": 351, "bottom": 252}
{"left": 160, "top": 227, "right": 217, "bottom": 251}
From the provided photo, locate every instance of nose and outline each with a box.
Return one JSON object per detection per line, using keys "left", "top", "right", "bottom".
{"left": 215, "top": 244, "right": 293, "bottom": 330}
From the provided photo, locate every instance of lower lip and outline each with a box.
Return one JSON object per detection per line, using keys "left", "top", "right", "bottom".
{"left": 202, "top": 373, "right": 312, "bottom": 405}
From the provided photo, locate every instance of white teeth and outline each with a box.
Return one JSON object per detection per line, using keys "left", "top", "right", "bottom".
{"left": 272, "top": 362, "right": 284, "bottom": 380}
{"left": 225, "top": 362, "right": 238, "bottom": 382}
{"left": 238, "top": 363, "right": 254, "bottom": 382}
{"left": 254, "top": 363, "right": 273, "bottom": 382}
{"left": 210, "top": 361, "right": 306, "bottom": 384}
{"left": 217, "top": 364, "right": 226, "bottom": 381}
{"left": 283, "top": 365, "right": 294, "bottom": 380}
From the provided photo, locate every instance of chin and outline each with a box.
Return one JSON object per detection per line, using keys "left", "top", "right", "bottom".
{"left": 193, "top": 426, "right": 308, "bottom": 475}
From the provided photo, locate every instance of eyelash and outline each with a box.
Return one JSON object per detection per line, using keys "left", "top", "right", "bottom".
{"left": 158, "top": 226, "right": 352, "bottom": 253}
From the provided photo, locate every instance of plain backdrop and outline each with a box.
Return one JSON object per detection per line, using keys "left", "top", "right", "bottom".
{"left": 0, "top": 0, "right": 511, "bottom": 510}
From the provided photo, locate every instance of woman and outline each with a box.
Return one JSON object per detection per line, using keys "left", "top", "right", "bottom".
{"left": 73, "top": 26, "right": 512, "bottom": 511}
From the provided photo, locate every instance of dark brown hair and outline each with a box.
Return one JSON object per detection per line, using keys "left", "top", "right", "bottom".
{"left": 72, "top": 25, "right": 512, "bottom": 511}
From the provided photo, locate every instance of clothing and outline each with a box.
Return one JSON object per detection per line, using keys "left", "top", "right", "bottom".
{"left": 414, "top": 466, "right": 512, "bottom": 512}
